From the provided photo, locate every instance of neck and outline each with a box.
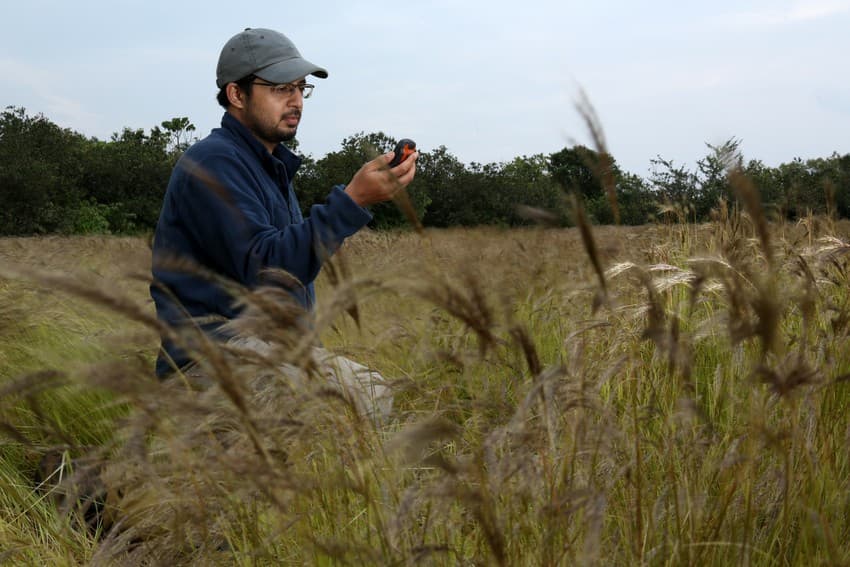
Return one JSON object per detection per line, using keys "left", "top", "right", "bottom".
{"left": 227, "top": 108, "right": 278, "bottom": 154}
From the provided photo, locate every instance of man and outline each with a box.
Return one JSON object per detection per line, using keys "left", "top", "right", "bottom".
{"left": 150, "top": 28, "right": 416, "bottom": 417}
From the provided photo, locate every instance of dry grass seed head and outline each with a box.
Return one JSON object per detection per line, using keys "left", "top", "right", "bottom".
{"left": 569, "top": 193, "right": 609, "bottom": 312}
{"left": 575, "top": 88, "right": 620, "bottom": 225}
{"left": 410, "top": 268, "right": 500, "bottom": 357}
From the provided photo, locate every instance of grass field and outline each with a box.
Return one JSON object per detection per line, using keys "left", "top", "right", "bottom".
{"left": 1, "top": 215, "right": 849, "bottom": 565}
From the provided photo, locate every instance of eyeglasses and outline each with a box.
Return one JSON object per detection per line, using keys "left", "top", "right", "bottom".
{"left": 251, "top": 80, "right": 314, "bottom": 99}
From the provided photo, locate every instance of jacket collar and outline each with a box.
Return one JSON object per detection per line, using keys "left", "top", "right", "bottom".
{"left": 221, "top": 112, "right": 302, "bottom": 182}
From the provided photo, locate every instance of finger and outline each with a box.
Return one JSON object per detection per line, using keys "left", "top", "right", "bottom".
{"left": 395, "top": 161, "right": 417, "bottom": 187}
{"left": 380, "top": 151, "right": 395, "bottom": 168}
{"left": 367, "top": 152, "right": 394, "bottom": 173}
{"left": 390, "top": 151, "right": 418, "bottom": 176}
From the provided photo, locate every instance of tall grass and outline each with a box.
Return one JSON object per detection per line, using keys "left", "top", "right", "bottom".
{"left": 0, "top": 216, "right": 849, "bottom": 565}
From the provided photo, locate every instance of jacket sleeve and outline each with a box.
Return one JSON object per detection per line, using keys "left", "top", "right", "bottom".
{"left": 172, "top": 151, "right": 371, "bottom": 288}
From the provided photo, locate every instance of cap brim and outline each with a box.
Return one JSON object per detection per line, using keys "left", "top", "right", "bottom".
{"left": 255, "top": 57, "right": 328, "bottom": 84}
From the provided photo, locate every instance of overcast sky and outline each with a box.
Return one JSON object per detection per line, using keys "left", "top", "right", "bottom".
{"left": 2, "top": 0, "right": 848, "bottom": 175}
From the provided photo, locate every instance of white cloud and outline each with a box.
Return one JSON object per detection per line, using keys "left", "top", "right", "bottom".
{"left": 0, "top": 57, "right": 52, "bottom": 91}
{"left": 787, "top": 0, "right": 850, "bottom": 21}
{"left": 41, "top": 94, "right": 101, "bottom": 134}
{"left": 0, "top": 57, "right": 103, "bottom": 134}
{"left": 731, "top": 0, "right": 850, "bottom": 28}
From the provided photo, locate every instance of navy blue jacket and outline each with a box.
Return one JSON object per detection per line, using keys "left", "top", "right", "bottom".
{"left": 151, "top": 112, "right": 372, "bottom": 377}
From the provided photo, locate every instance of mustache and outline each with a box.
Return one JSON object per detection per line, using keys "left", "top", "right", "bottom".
{"left": 282, "top": 110, "right": 301, "bottom": 120}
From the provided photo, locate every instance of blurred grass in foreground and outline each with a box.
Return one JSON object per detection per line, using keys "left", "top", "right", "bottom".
{"left": 0, "top": 217, "right": 849, "bottom": 565}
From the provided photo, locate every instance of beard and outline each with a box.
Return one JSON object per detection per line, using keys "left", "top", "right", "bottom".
{"left": 244, "top": 106, "right": 301, "bottom": 146}
{"left": 274, "top": 127, "right": 297, "bottom": 143}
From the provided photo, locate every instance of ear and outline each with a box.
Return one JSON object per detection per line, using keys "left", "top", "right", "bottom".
{"left": 226, "top": 83, "right": 247, "bottom": 109}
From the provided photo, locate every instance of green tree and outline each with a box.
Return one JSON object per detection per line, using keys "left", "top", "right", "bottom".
{"left": 79, "top": 127, "right": 172, "bottom": 232}
{"left": 0, "top": 107, "right": 89, "bottom": 234}
{"left": 499, "top": 154, "right": 566, "bottom": 225}
{"left": 826, "top": 153, "right": 850, "bottom": 218}
{"left": 549, "top": 145, "right": 606, "bottom": 201}
{"left": 417, "top": 145, "right": 468, "bottom": 227}
{"left": 744, "top": 159, "right": 787, "bottom": 218}
{"left": 457, "top": 161, "right": 515, "bottom": 226}
{"left": 648, "top": 155, "right": 699, "bottom": 221}
{"left": 549, "top": 145, "right": 637, "bottom": 225}
{"left": 773, "top": 158, "right": 823, "bottom": 219}
{"left": 695, "top": 138, "right": 743, "bottom": 217}
{"left": 297, "top": 132, "right": 430, "bottom": 229}
{"left": 159, "top": 116, "right": 197, "bottom": 157}
{"left": 615, "top": 172, "right": 656, "bottom": 225}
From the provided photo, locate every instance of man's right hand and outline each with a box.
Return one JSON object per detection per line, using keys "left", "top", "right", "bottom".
{"left": 344, "top": 150, "right": 418, "bottom": 207}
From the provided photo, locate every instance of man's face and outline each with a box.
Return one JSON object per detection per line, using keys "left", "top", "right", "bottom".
{"left": 239, "top": 77, "right": 306, "bottom": 147}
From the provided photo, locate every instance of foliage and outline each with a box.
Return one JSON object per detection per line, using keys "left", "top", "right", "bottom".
{"left": 0, "top": 107, "right": 89, "bottom": 234}
{"left": 159, "top": 116, "right": 197, "bottom": 155}
{"left": 1, "top": 107, "right": 849, "bottom": 236}
{"left": 0, "top": 107, "right": 173, "bottom": 235}
{"left": 297, "top": 131, "right": 432, "bottom": 229}
{"left": 549, "top": 145, "right": 660, "bottom": 225}
{"left": 70, "top": 199, "right": 114, "bottom": 234}
{"left": 550, "top": 144, "right": 611, "bottom": 201}
{"left": 79, "top": 127, "right": 173, "bottom": 232}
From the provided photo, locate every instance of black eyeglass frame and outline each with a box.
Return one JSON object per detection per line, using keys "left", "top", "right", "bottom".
{"left": 250, "top": 80, "right": 315, "bottom": 99}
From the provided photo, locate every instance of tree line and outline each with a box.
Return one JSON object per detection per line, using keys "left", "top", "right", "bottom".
{"left": 1, "top": 106, "right": 849, "bottom": 236}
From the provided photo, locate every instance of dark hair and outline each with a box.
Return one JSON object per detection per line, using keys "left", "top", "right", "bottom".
{"left": 216, "top": 74, "right": 257, "bottom": 109}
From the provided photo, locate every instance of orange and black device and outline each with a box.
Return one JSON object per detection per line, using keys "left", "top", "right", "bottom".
{"left": 388, "top": 138, "right": 416, "bottom": 168}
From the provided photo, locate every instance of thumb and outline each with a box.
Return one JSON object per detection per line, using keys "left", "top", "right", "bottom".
{"left": 371, "top": 151, "right": 394, "bottom": 171}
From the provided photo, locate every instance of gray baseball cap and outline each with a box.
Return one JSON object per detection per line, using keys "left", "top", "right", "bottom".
{"left": 216, "top": 28, "right": 328, "bottom": 88}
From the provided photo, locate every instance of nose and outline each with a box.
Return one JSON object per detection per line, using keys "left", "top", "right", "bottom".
{"left": 289, "top": 88, "right": 303, "bottom": 107}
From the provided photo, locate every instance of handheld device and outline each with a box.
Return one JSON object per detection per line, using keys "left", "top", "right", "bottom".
{"left": 388, "top": 138, "right": 416, "bottom": 168}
